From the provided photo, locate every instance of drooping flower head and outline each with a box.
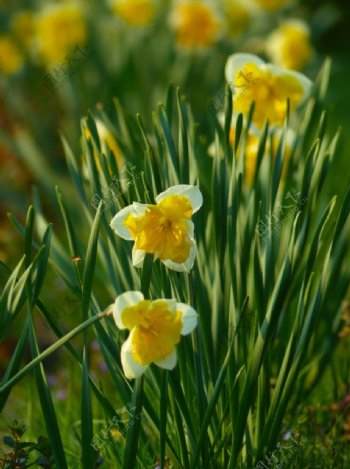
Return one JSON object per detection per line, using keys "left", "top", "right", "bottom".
{"left": 111, "top": 0, "right": 157, "bottom": 27}
{"left": 113, "top": 291, "right": 198, "bottom": 379}
{"left": 265, "top": 19, "right": 313, "bottom": 71}
{"left": 170, "top": 1, "right": 221, "bottom": 49}
{"left": 225, "top": 53, "right": 312, "bottom": 128}
{"left": 111, "top": 185, "right": 203, "bottom": 272}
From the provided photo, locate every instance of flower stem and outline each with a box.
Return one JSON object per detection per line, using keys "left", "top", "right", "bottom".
{"left": 141, "top": 253, "right": 154, "bottom": 298}
{"left": 122, "top": 375, "right": 144, "bottom": 469}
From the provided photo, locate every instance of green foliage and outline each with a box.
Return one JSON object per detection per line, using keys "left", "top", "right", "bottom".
{"left": 0, "top": 61, "right": 350, "bottom": 468}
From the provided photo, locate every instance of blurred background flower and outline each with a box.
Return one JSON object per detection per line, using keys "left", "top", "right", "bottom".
{"left": 266, "top": 19, "right": 313, "bottom": 70}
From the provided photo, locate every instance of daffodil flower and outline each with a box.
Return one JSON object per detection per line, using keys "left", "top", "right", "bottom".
{"left": 111, "top": 0, "right": 156, "bottom": 27}
{"left": 225, "top": 53, "right": 312, "bottom": 128}
{"left": 110, "top": 184, "right": 203, "bottom": 272}
{"left": 113, "top": 291, "right": 198, "bottom": 379}
{"left": 170, "top": 1, "right": 221, "bottom": 49}
{"left": 265, "top": 20, "right": 313, "bottom": 71}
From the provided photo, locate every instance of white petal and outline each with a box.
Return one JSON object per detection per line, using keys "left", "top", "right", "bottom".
{"left": 132, "top": 202, "right": 148, "bottom": 215}
{"left": 186, "top": 220, "right": 195, "bottom": 241}
{"left": 113, "top": 291, "right": 144, "bottom": 329}
{"left": 225, "top": 53, "right": 265, "bottom": 87}
{"left": 265, "top": 65, "right": 313, "bottom": 103}
{"left": 162, "top": 244, "right": 196, "bottom": 273}
{"left": 155, "top": 185, "right": 203, "bottom": 214}
{"left": 110, "top": 205, "right": 135, "bottom": 240}
{"left": 154, "top": 349, "right": 177, "bottom": 370}
{"left": 132, "top": 247, "right": 146, "bottom": 268}
{"left": 121, "top": 333, "right": 147, "bottom": 379}
{"left": 177, "top": 303, "right": 198, "bottom": 335}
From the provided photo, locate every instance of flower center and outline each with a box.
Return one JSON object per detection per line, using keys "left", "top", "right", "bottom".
{"left": 233, "top": 62, "right": 304, "bottom": 127}
{"left": 123, "top": 195, "right": 193, "bottom": 263}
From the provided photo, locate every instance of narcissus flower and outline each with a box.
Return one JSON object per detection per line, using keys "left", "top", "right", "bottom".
{"left": 0, "top": 36, "right": 24, "bottom": 75}
{"left": 225, "top": 53, "right": 312, "bottom": 128}
{"left": 170, "top": 1, "right": 221, "bottom": 49}
{"left": 111, "top": 0, "right": 157, "bottom": 26}
{"left": 113, "top": 291, "right": 197, "bottom": 379}
{"left": 35, "top": 3, "right": 87, "bottom": 66}
{"left": 266, "top": 20, "right": 313, "bottom": 71}
{"left": 110, "top": 185, "right": 203, "bottom": 272}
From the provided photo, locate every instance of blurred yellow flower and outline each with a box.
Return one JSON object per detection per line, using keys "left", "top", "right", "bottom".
{"left": 111, "top": 0, "right": 156, "bottom": 26}
{"left": 84, "top": 119, "right": 123, "bottom": 173}
{"left": 36, "top": 3, "right": 87, "bottom": 66}
{"left": 254, "top": 0, "right": 291, "bottom": 11}
{"left": 170, "top": 1, "right": 221, "bottom": 49}
{"left": 225, "top": 53, "right": 312, "bottom": 127}
{"left": 110, "top": 185, "right": 203, "bottom": 272}
{"left": 113, "top": 291, "right": 197, "bottom": 379}
{"left": 10, "top": 11, "right": 35, "bottom": 50}
{"left": 224, "top": 0, "right": 250, "bottom": 38}
{"left": 110, "top": 428, "right": 123, "bottom": 442}
{"left": 266, "top": 20, "right": 312, "bottom": 71}
{"left": 230, "top": 126, "right": 294, "bottom": 184}
{"left": 0, "top": 36, "right": 24, "bottom": 75}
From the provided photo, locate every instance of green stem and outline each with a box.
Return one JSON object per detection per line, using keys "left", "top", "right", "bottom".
{"left": 0, "top": 310, "right": 111, "bottom": 395}
{"left": 122, "top": 376, "right": 144, "bottom": 469}
{"left": 141, "top": 253, "right": 154, "bottom": 298}
{"left": 160, "top": 371, "right": 169, "bottom": 469}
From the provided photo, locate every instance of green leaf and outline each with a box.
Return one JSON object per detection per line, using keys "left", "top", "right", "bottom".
{"left": 82, "top": 203, "right": 102, "bottom": 319}
{"left": 81, "top": 347, "right": 95, "bottom": 469}
{"left": 122, "top": 376, "right": 144, "bottom": 469}
{"left": 28, "top": 316, "right": 68, "bottom": 469}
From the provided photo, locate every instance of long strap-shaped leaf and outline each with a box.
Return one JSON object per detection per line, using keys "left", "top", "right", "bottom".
{"left": 28, "top": 316, "right": 68, "bottom": 469}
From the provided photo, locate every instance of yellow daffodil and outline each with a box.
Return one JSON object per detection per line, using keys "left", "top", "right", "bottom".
{"left": 0, "top": 36, "right": 24, "bottom": 75}
{"left": 170, "top": 1, "right": 221, "bottom": 49}
{"left": 111, "top": 0, "right": 156, "bottom": 26}
{"left": 254, "top": 0, "right": 291, "bottom": 11}
{"left": 35, "top": 3, "right": 87, "bottom": 66}
{"left": 266, "top": 20, "right": 313, "bottom": 71}
{"left": 225, "top": 53, "right": 312, "bottom": 128}
{"left": 113, "top": 291, "right": 198, "bottom": 379}
{"left": 110, "top": 185, "right": 203, "bottom": 272}
{"left": 224, "top": 0, "right": 251, "bottom": 39}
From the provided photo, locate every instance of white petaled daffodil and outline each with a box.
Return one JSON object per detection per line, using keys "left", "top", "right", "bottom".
{"left": 113, "top": 291, "right": 198, "bottom": 379}
{"left": 110, "top": 184, "right": 203, "bottom": 272}
{"left": 225, "top": 53, "right": 312, "bottom": 128}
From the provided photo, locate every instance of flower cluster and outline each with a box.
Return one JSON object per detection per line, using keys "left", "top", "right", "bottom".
{"left": 0, "top": 0, "right": 315, "bottom": 78}
{"left": 109, "top": 184, "right": 202, "bottom": 379}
